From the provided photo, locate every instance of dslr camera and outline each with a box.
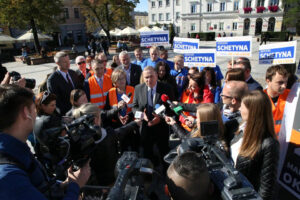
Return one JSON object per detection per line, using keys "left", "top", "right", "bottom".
{"left": 9, "top": 71, "right": 36, "bottom": 89}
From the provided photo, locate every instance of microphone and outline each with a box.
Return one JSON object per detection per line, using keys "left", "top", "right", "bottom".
{"left": 121, "top": 92, "right": 132, "bottom": 103}
{"left": 154, "top": 104, "right": 166, "bottom": 117}
{"left": 161, "top": 94, "right": 188, "bottom": 120}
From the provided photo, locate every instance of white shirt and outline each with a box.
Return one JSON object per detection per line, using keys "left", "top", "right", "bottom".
{"left": 122, "top": 64, "right": 131, "bottom": 85}
{"left": 94, "top": 75, "right": 103, "bottom": 88}
{"left": 147, "top": 83, "right": 157, "bottom": 106}
{"left": 230, "top": 122, "right": 246, "bottom": 166}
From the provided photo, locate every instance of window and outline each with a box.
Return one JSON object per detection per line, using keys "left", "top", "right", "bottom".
{"left": 63, "top": 8, "right": 69, "bottom": 19}
{"left": 219, "top": 22, "right": 224, "bottom": 30}
{"left": 176, "top": 26, "right": 180, "bottom": 34}
{"left": 176, "top": 12, "right": 180, "bottom": 20}
{"left": 214, "top": 24, "right": 217, "bottom": 29}
{"left": 176, "top": 0, "right": 180, "bottom": 6}
{"left": 166, "top": 13, "right": 170, "bottom": 21}
{"left": 245, "top": 0, "right": 252, "bottom": 7}
{"left": 151, "top": 1, "right": 155, "bottom": 8}
{"left": 270, "top": 0, "right": 278, "bottom": 6}
{"left": 152, "top": 14, "right": 156, "bottom": 22}
{"left": 257, "top": 0, "right": 265, "bottom": 6}
{"left": 74, "top": 8, "right": 79, "bottom": 19}
{"left": 166, "top": 0, "right": 170, "bottom": 7}
{"left": 159, "top": 13, "right": 163, "bottom": 21}
{"left": 234, "top": 1, "right": 239, "bottom": 10}
{"left": 191, "top": 4, "right": 197, "bottom": 13}
{"left": 220, "top": 2, "right": 226, "bottom": 11}
{"left": 191, "top": 23, "right": 196, "bottom": 31}
{"left": 207, "top": 23, "right": 211, "bottom": 31}
{"left": 141, "top": 19, "right": 144, "bottom": 25}
{"left": 207, "top": 3, "right": 212, "bottom": 12}
{"left": 159, "top": 0, "right": 163, "bottom": 7}
{"left": 232, "top": 22, "right": 237, "bottom": 30}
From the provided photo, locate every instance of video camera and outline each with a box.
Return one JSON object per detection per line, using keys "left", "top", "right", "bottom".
{"left": 164, "top": 121, "right": 262, "bottom": 200}
{"left": 9, "top": 71, "right": 36, "bottom": 89}
{"left": 36, "top": 114, "right": 103, "bottom": 175}
{"left": 106, "top": 152, "right": 160, "bottom": 200}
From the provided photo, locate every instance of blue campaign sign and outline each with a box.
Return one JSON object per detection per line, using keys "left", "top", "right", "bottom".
{"left": 173, "top": 37, "right": 200, "bottom": 53}
{"left": 216, "top": 36, "right": 252, "bottom": 57}
{"left": 140, "top": 31, "right": 169, "bottom": 47}
{"left": 259, "top": 41, "right": 297, "bottom": 65}
{"left": 184, "top": 50, "right": 216, "bottom": 67}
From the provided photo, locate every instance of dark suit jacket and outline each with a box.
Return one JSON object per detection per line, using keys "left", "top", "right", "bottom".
{"left": 129, "top": 64, "right": 142, "bottom": 87}
{"left": 75, "top": 69, "right": 90, "bottom": 89}
{"left": 47, "top": 69, "right": 80, "bottom": 115}
{"left": 247, "top": 76, "right": 263, "bottom": 91}
{"left": 132, "top": 81, "right": 174, "bottom": 114}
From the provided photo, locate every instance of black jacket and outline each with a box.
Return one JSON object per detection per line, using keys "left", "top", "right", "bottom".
{"left": 128, "top": 64, "right": 142, "bottom": 87}
{"left": 247, "top": 76, "right": 263, "bottom": 91}
{"left": 228, "top": 128, "right": 279, "bottom": 200}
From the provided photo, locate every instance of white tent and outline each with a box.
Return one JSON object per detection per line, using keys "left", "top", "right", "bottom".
{"left": 110, "top": 28, "right": 122, "bottom": 36}
{"left": 0, "top": 33, "right": 16, "bottom": 44}
{"left": 138, "top": 26, "right": 152, "bottom": 32}
{"left": 120, "top": 27, "right": 139, "bottom": 36}
{"left": 17, "top": 29, "right": 52, "bottom": 42}
{"left": 97, "top": 29, "right": 107, "bottom": 36}
{"left": 151, "top": 26, "right": 164, "bottom": 31}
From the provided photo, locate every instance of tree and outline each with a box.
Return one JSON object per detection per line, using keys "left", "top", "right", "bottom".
{"left": 282, "top": 0, "right": 300, "bottom": 35}
{"left": 0, "top": 0, "right": 63, "bottom": 54}
{"left": 169, "top": 23, "right": 175, "bottom": 46}
{"left": 76, "top": 0, "right": 139, "bottom": 44}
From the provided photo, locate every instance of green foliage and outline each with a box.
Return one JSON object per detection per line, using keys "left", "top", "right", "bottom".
{"left": 0, "top": 0, "right": 63, "bottom": 32}
{"left": 75, "top": 0, "right": 139, "bottom": 42}
{"left": 282, "top": 0, "right": 300, "bottom": 34}
{"left": 169, "top": 24, "right": 175, "bottom": 44}
{"left": 261, "top": 31, "right": 290, "bottom": 41}
{"left": 191, "top": 32, "right": 215, "bottom": 41}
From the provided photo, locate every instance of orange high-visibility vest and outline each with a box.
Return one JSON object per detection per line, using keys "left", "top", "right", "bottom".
{"left": 264, "top": 89, "right": 290, "bottom": 136}
{"left": 106, "top": 68, "right": 113, "bottom": 77}
{"left": 180, "top": 91, "right": 198, "bottom": 132}
{"left": 88, "top": 75, "right": 112, "bottom": 108}
{"left": 108, "top": 86, "right": 135, "bottom": 113}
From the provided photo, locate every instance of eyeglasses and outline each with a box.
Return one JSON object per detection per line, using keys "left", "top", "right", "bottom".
{"left": 41, "top": 91, "right": 50, "bottom": 104}
{"left": 77, "top": 61, "right": 86, "bottom": 65}
{"left": 220, "top": 94, "right": 233, "bottom": 99}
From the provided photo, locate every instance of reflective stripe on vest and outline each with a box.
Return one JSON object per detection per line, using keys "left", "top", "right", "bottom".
{"left": 108, "top": 86, "right": 135, "bottom": 113}
{"left": 89, "top": 75, "right": 112, "bottom": 108}
{"left": 264, "top": 89, "right": 290, "bottom": 136}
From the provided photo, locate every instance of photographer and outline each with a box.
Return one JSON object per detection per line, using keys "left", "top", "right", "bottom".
{"left": 72, "top": 103, "right": 141, "bottom": 188}
{"left": 0, "top": 84, "right": 90, "bottom": 200}
{"left": 166, "top": 151, "right": 213, "bottom": 200}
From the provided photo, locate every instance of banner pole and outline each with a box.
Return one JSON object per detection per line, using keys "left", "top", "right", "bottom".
{"left": 232, "top": 56, "right": 234, "bottom": 68}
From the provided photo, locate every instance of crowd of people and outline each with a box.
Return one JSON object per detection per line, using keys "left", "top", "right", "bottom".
{"left": 0, "top": 45, "right": 298, "bottom": 200}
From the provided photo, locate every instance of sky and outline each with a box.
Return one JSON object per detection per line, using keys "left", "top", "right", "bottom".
{"left": 135, "top": 0, "right": 148, "bottom": 12}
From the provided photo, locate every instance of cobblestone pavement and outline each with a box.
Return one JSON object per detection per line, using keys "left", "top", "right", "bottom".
{"left": 3, "top": 38, "right": 300, "bottom": 91}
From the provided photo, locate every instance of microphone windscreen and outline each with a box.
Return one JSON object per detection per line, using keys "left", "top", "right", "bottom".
{"left": 161, "top": 94, "right": 169, "bottom": 102}
{"left": 127, "top": 92, "right": 132, "bottom": 98}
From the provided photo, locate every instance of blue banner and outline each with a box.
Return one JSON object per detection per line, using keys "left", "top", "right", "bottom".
{"left": 173, "top": 37, "right": 199, "bottom": 53}
{"left": 140, "top": 32, "right": 169, "bottom": 47}
{"left": 259, "top": 46, "right": 295, "bottom": 64}
{"left": 216, "top": 41, "right": 251, "bottom": 52}
{"left": 184, "top": 51, "right": 216, "bottom": 67}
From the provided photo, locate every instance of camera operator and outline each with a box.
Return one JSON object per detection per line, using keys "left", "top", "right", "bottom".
{"left": 72, "top": 103, "right": 142, "bottom": 189}
{"left": 0, "top": 84, "right": 90, "bottom": 200}
{"left": 166, "top": 151, "right": 213, "bottom": 200}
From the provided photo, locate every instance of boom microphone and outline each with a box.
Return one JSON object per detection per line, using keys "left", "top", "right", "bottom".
{"left": 161, "top": 94, "right": 188, "bottom": 120}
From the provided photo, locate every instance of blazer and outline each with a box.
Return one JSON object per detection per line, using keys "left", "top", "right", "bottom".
{"left": 129, "top": 63, "right": 142, "bottom": 87}
{"left": 132, "top": 81, "right": 174, "bottom": 114}
{"left": 75, "top": 69, "right": 90, "bottom": 89}
{"left": 247, "top": 76, "right": 263, "bottom": 91}
{"left": 47, "top": 69, "right": 80, "bottom": 116}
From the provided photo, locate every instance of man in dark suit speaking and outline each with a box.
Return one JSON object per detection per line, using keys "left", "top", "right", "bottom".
{"left": 132, "top": 66, "right": 174, "bottom": 167}
{"left": 119, "top": 51, "right": 142, "bottom": 87}
{"left": 47, "top": 51, "right": 81, "bottom": 115}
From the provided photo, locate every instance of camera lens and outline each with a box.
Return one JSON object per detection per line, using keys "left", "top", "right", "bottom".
{"left": 25, "top": 79, "right": 36, "bottom": 89}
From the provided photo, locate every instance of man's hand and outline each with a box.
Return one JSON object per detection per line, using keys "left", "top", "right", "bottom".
{"left": 184, "top": 116, "right": 195, "bottom": 128}
{"left": 67, "top": 160, "right": 91, "bottom": 188}
{"left": 172, "top": 101, "right": 178, "bottom": 105}
{"left": 15, "top": 78, "right": 26, "bottom": 88}
{"left": 134, "top": 119, "right": 142, "bottom": 126}
{"left": 1, "top": 72, "right": 10, "bottom": 85}
{"left": 119, "top": 114, "right": 129, "bottom": 125}
{"left": 117, "top": 100, "right": 126, "bottom": 109}
{"left": 165, "top": 116, "right": 176, "bottom": 125}
{"left": 148, "top": 113, "right": 161, "bottom": 127}
{"left": 143, "top": 108, "right": 149, "bottom": 122}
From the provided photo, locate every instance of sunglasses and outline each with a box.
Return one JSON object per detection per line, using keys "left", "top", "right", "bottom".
{"left": 220, "top": 94, "right": 233, "bottom": 99}
{"left": 41, "top": 91, "right": 50, "bottom": 104}
{"left": 77, "top": 61, "right": 86, "bottom": 65}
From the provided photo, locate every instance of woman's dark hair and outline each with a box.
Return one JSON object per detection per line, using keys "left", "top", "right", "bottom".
{"left": 35, "top": 91, "right": 56, "bottom": 115}
{"left": 202, "top": 67, "right": 217, "bottom": 88}
{"left": 155, "top": 61, "right": 171, "bottom": 80}
{"left": 70, "top": 89, "right": 86, "bottom": 107}
{"left": 190, "top": 72, "right": 205, "bottom": 101}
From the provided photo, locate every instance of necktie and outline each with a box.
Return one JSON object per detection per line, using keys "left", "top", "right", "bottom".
{"left": 147, "top": 89, "right": 154, "bottom": 120}
{"left": 99, "top": 78, "right": 103, "bottom": 89}
{"left": 66, "top": 74, "right": 74, "bottom": 89}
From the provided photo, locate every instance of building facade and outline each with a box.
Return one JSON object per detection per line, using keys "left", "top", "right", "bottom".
{"left": 148, "top": 0, "right": 283, "bottom": 37}
{"left": 58, "top": 0, "right": 87, "bottom": 45}
{"left": 133, "top": 12, "right": 149, "bottom": 29}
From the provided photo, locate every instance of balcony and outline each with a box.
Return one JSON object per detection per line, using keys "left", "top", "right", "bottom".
{"left": 256, "top": 6, "right": 266, "bottom": 13}
{"left": 243, "top": 7, "right": 252, "bottom": 13}
{"left": 268, "top": 5, "right": 279, "bottom": 12}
